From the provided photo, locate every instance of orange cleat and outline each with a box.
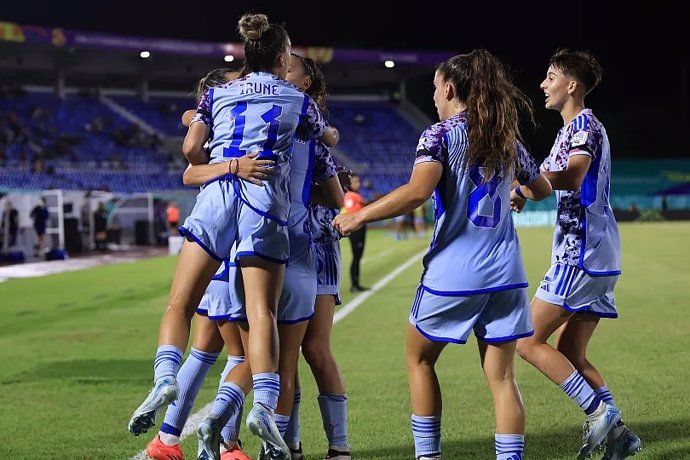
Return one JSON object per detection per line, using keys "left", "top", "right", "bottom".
{"left": 145, "top": 434, "right": 185, "bottom": 460}
{"left": 221, "top": 443, "right": 251, "bottom": 460}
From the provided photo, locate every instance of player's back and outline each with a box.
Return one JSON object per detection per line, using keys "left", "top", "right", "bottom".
{"left": 287, "top": 138, "right": 316, "bottom": 266}
{"left": 419, "top": 114, "right": 531, "bottom": 295}
{"left": 203, "top": 72, "right": 317, "bottom": 224}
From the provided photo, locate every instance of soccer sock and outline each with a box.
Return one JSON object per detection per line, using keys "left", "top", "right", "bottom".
{"left": 411, "top": 414, "right": 441, "bottom": 458}
{"left": 560, "top": 370, "right": 601, "bottom": 415}
{"left": 495, "top": 433, "right": 524, "bottom": 460}
{"left": 318, "top": 394, "right": 350, "bottom": 450}
{"left": 275, "top": 413, "right": 290, "bottom": 437}
{"left": 220, "top": 355, "right": 246, "bottom": 443}
{"left": 253, "top": 372, "right": 280, "bottom": 411}
{"left": 212, "top": 382, "right": 246, "bottom": 428}
{"left": 595, "top": 385, "right": 627, "bottom": 437}
{"left": 220, "top": 355, "right": 245, "bottom": 384}
{"left": 594, "top": 385, "right": 617, "bottom": 409}
{"left": 153, "top": 344, "right": 183, "bottom": 382}
{"left": 284, "top": 390, "right": 301, "bottom": 445}
{"left": 159, "top": 348, "right": 219, "bottom": 443}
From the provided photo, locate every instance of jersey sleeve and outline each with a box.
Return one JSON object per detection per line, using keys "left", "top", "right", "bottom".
{"left": 568, "top": 113, "right": 598, "bottom": 158}
{"left": 190, "top": 88, "right": 213, "bottom": 127}
{"left": 313, "top": 142, "right": 337, "bottom": 182}
{"left": 514, "top": 141, "right": 540, "bottom": 185}
{"left": 298, "top": 95, "right": 329, "bottom": 140}
{"left": 414, "top": 124, "right": 446, "bottom": 166}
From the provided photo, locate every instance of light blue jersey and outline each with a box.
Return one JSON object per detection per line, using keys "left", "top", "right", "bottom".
{"left": 415, "top": 113, "right": 540, "bottom": 295}
{"left": 222, "top": 138, "right": 337, "bottom": 323}
{"left": 541, "top": 109, "right": 621, "bottom": 275}
{"left": 287, "top": 138, "right": 337, "bottom": 266}
{"left": 192, "top": 72, "right": 329, "bottom": 224}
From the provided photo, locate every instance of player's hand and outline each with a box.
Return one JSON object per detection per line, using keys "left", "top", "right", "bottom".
{"left": 509, "top": 188, "right": 526, "bottom": 213}
{"left": 236, "top": 152, "right": 276, "bottom": 186}
{"left": 332, "top": 212, "right": 363, "bottom": 237}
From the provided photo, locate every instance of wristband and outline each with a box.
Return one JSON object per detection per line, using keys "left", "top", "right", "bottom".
{"left": 513, "top": 185, "right": 527, "bottom": 200}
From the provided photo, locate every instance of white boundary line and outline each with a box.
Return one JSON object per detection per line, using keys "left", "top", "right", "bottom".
{"left": 130, "top": 249, "right": 426, "bottom": 459}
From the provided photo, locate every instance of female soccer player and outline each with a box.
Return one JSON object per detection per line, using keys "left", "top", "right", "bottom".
{"left": 128, "top": 13, "right": 338, "bottom": 451}
{"left": 145, "top": 67, "right": 256, "bottom": 460}
{"left": 515, "top": 49, "right": 641, "bottom": 460}
{"left": 179, "top": 53, "right": 343, "bottom": 460}
{"left": 333, "top": 49, "right": 552, "bottom": 460}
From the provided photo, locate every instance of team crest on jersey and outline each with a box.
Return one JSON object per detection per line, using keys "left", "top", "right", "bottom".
{"left": 570, "top": 130, "right": 588, "bottom": 148}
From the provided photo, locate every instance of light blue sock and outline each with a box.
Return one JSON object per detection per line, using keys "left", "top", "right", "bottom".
{"left": 275, "top": 413, "right": 290, "bottom": 437}
{"left": 283, "top": 391, "right": 301, "bottom": 444}
{"left": 560, "top": 371, "right": 601, "bottom": 415}
{"left": 594, "top": 385, "right": 617, "bottom": 409}
{"left": 160, "top": 348, "right": 219, "bottom": 437}
{"left": 212, "top": 382, "right": 246, "bottom": 429}
{"left": 153, "top": 345, "right": 183, "bottom": 382}
{"left": 220, "top": 355, "right": 246, "bottom": 443}
{"left": 411, "top": 414, "right": 441, "bottom": 458}
{"left": 495, "top": 433, "right": 524, "bottom": 460}
{"left": 253, "top": 372, "right": 280, "bottom": 411}
{"left": 318, "top": 394, "right": 349, "bottom": 449}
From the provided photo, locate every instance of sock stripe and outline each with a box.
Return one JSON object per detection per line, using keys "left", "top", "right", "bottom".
{"left": 190, "top": 349, "right": 220, "bottom": 365}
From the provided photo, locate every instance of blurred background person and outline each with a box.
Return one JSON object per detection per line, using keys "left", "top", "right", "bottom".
{"left": 342, "top": 173, "right": 368, "bottom": 292}
{"left": 30, "top": 197, "right": 49, "bottom": 256}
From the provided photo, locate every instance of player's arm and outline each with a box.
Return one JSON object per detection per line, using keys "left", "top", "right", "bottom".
{"left": 311, "top": 175, "right": 345, "bottom": 208}
{"left": 320, "top": 126, "right": 339, "bottom": 147}
{"left": 182, "top": 153, "right": 275, "bottom": 187}
{"left": 509, "top": 142, "right": 553, "bottom": 212}
{"left": 542, "top": 153, "right": 591, "bottom": 190}
{"left": 512, "top": 175, "right": 552, "bottom": 201}
{"left": 333, "top": 161, "right": 441, "bottom": 235}
{"left": 543, "top": 125, "right": 596, "bottom": 191}
{"left": 181, "top": 109, "right": 196, "bottom": 128}
{"left": 182, "top": 122, "right": 212, "bottom": 165}
{"left": 182, "top": 89, "right": 215, "bottom": 165}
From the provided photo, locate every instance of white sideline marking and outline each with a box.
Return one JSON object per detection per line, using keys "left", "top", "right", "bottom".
{"left": 360, "top": 247, "right": 393, "bottom": 265}
{"left": 130, "top": 249, "right": 426, "bottom": 459}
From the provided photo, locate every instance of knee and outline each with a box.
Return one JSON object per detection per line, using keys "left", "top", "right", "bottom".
{"left": 515, "top": 338, "right": 535, "bottom": 361}
{"left": 557, "top": 343, "right": 586, "bottom": 369}
{"left": 302, "top": 340, "right": 329, "bottom": 370}
{"left": 405, "top": 350, "right": 434, "bottom": 371}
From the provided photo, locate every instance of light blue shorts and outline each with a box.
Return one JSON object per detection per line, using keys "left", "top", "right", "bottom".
{"left": 224, "top": 253, "right": 316, "bottom": 324}
{"left": 235, "top": 200, "right": 289, "bottom": 265}
{"left": 179, "top": 179, "right": 239, "bottom": 261}
{"left": 197, "top": 260, "right": 233, "bottom": 317}
{"left": 535, "top": 264, "right": 618, "bottom": 318}
{"left": 314, "top": 240, "right": 341, "bottom": 305}
{"left": 409, "top": 286, "right": 533, "bottom": 344}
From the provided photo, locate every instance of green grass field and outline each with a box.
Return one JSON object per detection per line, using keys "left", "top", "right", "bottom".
{"left": 1, "top": 222, "right": 689, "bottom": 459}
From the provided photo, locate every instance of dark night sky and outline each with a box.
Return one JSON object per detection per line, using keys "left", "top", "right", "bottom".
{"left": 2, "top": 1, "right": 689, "bottom": 159}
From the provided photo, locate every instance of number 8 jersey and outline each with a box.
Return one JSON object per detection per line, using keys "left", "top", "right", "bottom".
{"left": 414, "top": 112, "right": 540, "bottom": 295}
{"left": 193, "top": 72, "right": 329, "bottom": 224}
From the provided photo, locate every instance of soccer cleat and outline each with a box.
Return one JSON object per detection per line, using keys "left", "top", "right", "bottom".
{"left": 129, "top": 378, "right": 179, "bottom": 436}
{"left": 288, "top": 442, "right": 303, "bottom": 460}
{"left": 220, "top": 443, "right": 252, "bottom": 460}
{"left": 145, "top": 434, "right": 185, "bottom": 460}
{"left": 324, "top": 448, "right": 352, "bottom": 460}
{"left": 197, "top": 416, "right": 222, "bottom": 460}
{"left": 602, "top": 427, "right": 642, "bottom": 460}
{"left": 246, "top": 404, "right": 291, "bottom": 460}
{"left": 577, "top": 402, "right": 621, "bottom": 459}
